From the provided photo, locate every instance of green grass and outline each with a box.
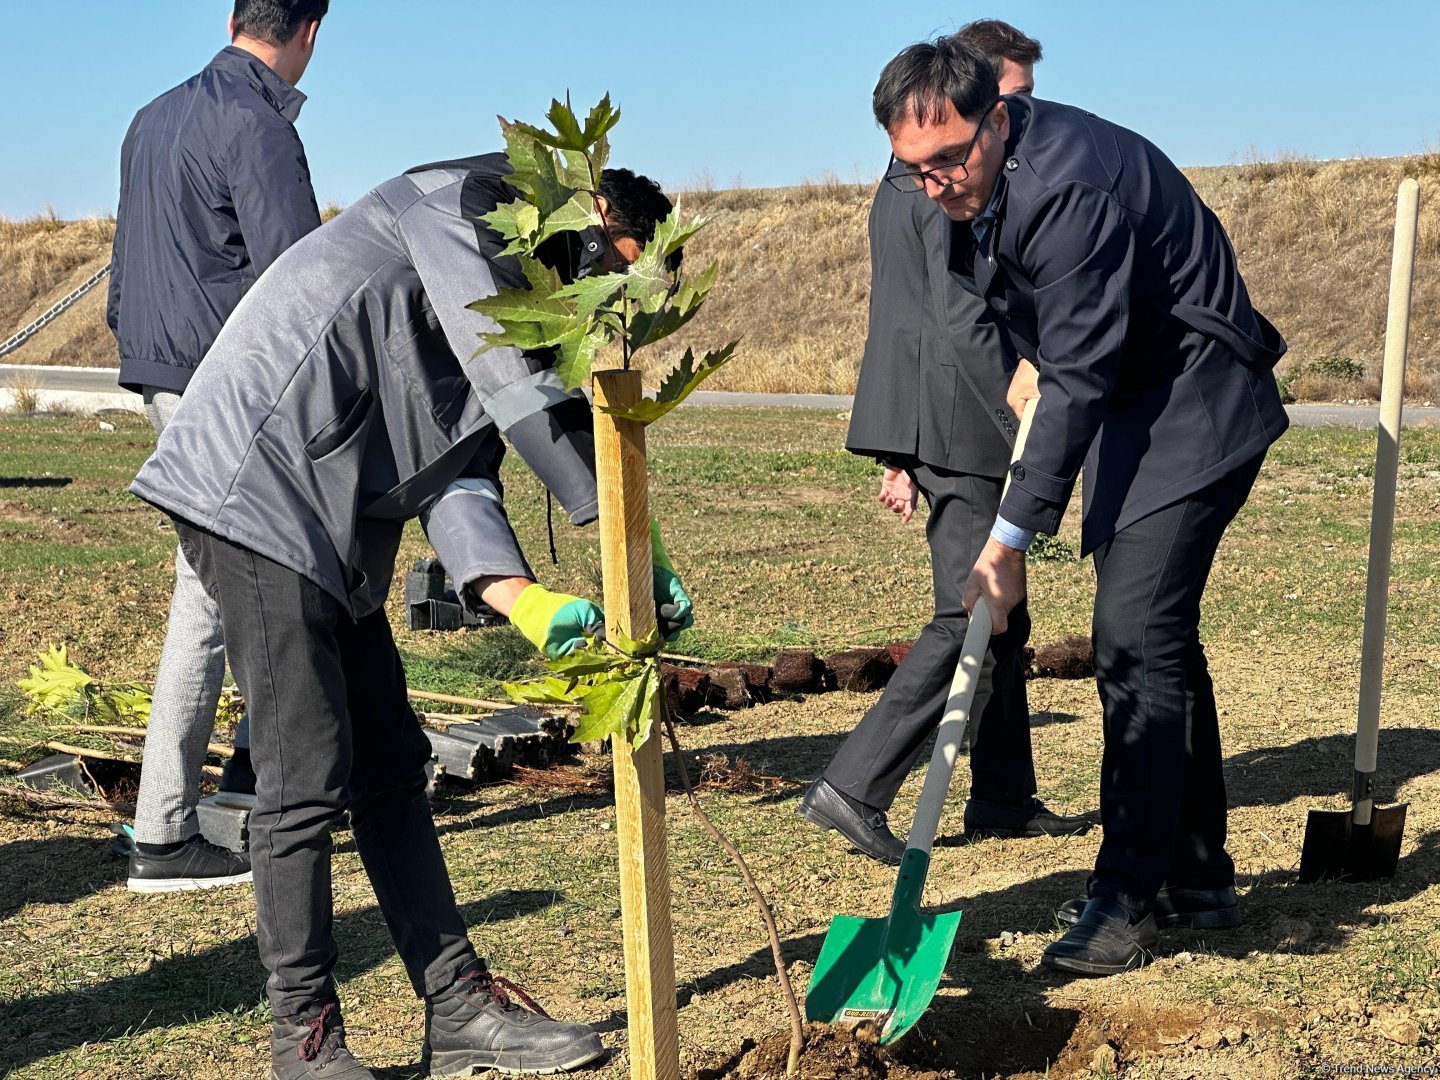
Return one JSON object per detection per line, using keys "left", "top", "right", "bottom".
{"left": 3, "top": 410, "right": 1440, "bottom": 1078}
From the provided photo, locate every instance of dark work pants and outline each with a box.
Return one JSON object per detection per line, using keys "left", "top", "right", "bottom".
{"left": 1087, "top": 455, "right": 1264, "bottom": 915}
{"left": 825, "top": 463, "right": 1036, "bottom": 812}
{"left": 176, "top": 522, "right": 476, "bottom": 1017}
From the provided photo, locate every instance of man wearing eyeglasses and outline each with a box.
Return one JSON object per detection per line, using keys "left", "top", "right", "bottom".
{"left": 873, "top": 36, "right": 1288, "bottom": 976}
{"left": 800, "top": 21, "right": 1095, "bottom": 867}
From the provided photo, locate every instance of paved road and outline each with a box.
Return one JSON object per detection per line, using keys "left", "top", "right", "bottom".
{"left": 4, "top": 364, "right": 1437, "bottom": 427}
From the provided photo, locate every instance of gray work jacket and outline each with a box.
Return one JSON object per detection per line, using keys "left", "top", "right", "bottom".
{"left": 131, "top": 155, "right": 596, "bottom": 616}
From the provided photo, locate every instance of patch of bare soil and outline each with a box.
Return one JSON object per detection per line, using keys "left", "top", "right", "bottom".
{"left": 691, "top": 1023, "right": 945, "bottom": 1079}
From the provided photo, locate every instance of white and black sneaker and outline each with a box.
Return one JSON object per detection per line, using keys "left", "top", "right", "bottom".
{"left": 126, "top": 834, "right": 252, "bottom": 893}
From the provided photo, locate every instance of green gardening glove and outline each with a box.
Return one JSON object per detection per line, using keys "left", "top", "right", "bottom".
{"left": 509, "top": 583, "right": 606, "bottom": 659}
{"left": 650, "top": 517, "right": 694, "bottom": 641}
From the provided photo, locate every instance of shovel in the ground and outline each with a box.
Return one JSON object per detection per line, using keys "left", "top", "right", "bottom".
{"left": 1298, "top": 179, "right": 1419, "bottom": 883}
{"left": 806, "top": 400, "right": 1036, "bottom": 1043}
{"left": 805, "top": 596, "right": 993, "bottom": 1043}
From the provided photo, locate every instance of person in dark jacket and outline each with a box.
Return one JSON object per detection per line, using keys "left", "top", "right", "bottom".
{"left": 801, "top": 19, "right": 1094, "bottom": 867}
{"left": 108, "top": 0, "right": 327, "bottom": 893}
{"left": 131, "top": 154, "right": 690, "bottom": 1078}
{"left": 872, "top": 37, "right": 1288, "bottom": 975}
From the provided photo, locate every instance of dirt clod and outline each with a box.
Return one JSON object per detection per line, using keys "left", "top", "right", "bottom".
{"left": 771, "top": 649, "right": 824, "bottom": 694}
{"left": 1375, "top": 1008, "right": 1422, "bottom": 1046}
{"left": 708, "top": 666, "right": 754, "bottom": 709}
{"left": 886, "top": 641, "right": 914, "bottom": 667}
{"left": 1089, "top": 1040, "right": 1118, "bottom": 1074}
{"left": 1196, "top": 1029, "right": 1227, "bottom": 1050}
{"left": 1030, "top": 635, "right": 1094, "bottom": 679}
{"left": 825, "top": 647, "right": 896, "bottom": 692}
{"left": 1272, "top": 916, "right": 1316, "bottom": 950}
{"left": 664, "top": 664, "right": 713, "bottom": 716}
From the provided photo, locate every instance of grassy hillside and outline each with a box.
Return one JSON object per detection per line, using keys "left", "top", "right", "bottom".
{"left": 4, "top": 155, "right": 1438, "bottom": 399}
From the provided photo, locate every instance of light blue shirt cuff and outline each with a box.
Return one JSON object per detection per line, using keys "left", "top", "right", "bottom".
{"left": 990, "top": 515, "right": 1036, "bottom": 552}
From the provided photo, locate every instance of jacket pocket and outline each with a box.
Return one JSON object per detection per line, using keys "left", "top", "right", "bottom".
{"left": 385, "top": 304, "right": 470, "bottom": 430}
{"left": 305, "top": 387, "right": 374, "bottom": 460}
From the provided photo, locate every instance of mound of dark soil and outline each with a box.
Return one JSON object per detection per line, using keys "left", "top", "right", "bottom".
{"left": 691, "top": 1024, "right": 948, "bottom": 1079}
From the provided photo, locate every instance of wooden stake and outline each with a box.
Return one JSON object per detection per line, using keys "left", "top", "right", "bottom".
{"left": 592, "top": 369, "right": 680, "bottom": 1080}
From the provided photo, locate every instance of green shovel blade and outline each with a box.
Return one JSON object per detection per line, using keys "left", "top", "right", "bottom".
{"left": 805, "top": 849, "right": 962, "bottom": 1045}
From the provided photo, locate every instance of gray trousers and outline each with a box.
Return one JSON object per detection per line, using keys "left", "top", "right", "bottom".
{"left": 131, "top": 387, "right": 249, "bottom": 845}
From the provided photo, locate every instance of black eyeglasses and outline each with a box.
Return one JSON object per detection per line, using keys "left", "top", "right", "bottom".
{"left": 883, "top": 99, "right": 1000, "bottom": 193}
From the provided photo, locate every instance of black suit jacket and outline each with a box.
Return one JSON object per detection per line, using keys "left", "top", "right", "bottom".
{"left": 846, "top": 178, "right": 1016, "bottom": 479}
{"left": 952, "top": 95, "right": 1289, "bottom": 552}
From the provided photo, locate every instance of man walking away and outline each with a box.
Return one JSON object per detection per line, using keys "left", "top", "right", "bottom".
{"left": 107, "top": 0, "right": 327, "bottom": 892}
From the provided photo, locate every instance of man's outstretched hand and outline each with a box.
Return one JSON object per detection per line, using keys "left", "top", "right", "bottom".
{"left": 962, "top": 537, "right": 1027, "bottom": 635}
{"left": 878, "top": 466, "right": 916, "bottom": 524}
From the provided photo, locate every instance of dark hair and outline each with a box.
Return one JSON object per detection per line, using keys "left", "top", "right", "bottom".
{"left": 598, "top": 168, "right": 681, "bottom": 270}
{"left": 954, "top": 19, "right": 1043, "bottom": 75}
{"left": 232, "top": 0, "right": 328, "bottom": 46}
{"left": 873, "top": 36, "right": 1000, "bottom": 131}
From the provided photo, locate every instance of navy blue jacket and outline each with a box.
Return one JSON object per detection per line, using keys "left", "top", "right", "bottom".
{"left": 108, "top": 47, "right": 321, "bottom": 394}
{"left": 953, "top": 96, "right": 1289, "bottom": 552}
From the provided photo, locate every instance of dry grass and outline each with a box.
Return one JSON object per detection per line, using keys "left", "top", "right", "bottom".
{"left": 3, "top": 157, "right": 1439, "bottom": 400}
{"left": 5, "top": 373, "right": 41, "bottom": 414}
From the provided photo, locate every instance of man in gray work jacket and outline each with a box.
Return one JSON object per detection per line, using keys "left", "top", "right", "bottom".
{"left": 873, "top": 37, "right": 1288, "bottom": 976}
{"left": 131, "top": 155, "right": 690, "bottom": 1077}
{"left": 108, "top": 0, "right": 327, "bottom": 892}
{"left": 801, "top": 20, "right": 1092, "bottom": 865}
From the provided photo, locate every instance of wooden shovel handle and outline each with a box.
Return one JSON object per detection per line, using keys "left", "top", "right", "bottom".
{"left": 1353, "top": 178, "right": 1420, "bottom": 825}
{"left": 904, "top": 398, "right": 1037, "bottom": 854}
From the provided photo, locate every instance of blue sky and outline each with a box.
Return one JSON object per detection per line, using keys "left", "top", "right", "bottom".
{"left": 3, "top": 0, "right": 1437, "bottom": 217}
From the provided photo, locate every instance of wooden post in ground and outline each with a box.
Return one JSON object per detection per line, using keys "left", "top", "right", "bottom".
{"left": 591, "top": 369, "right": 680, "bottom": 1080}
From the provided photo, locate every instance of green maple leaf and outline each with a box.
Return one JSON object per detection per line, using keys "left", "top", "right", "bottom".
{"left": 568, "top": 664, "right": 658, "bottom": 747}
{"left": 502, "top": 675, "right": 583, "bottom": 706}
{"left": 551, "top": 270, "right": 627, "bottom": 321}
{"left": 598, "top": 342, "right": 740, "bottom": 425}
{"left": 607, "top": 627, "right": 662, "bottom": 659}
{"left": 552, "top": 322, "right": 612, "bottom": 390}
{"left": 623, "top": 208, "right": 706, "bottom": 307}
{"left": 545, "top": 638, "right": 629, "bottom": 677}
{"left": 534, "top": 191, "right": 602, "bottom": 246}
{"left": 481, "top": 198, "right": 540, "bottom": 246}
{"left": 498, "top": 117, "right": 574, "bottom": 216}
{"left": 582, "top": 95, "right": 622, "bottom": 145}
{"left": 627, "top": 260, "right": 719, "bottom": 351}
{"left": 469, "top": 260, "right": 577, "bottom": 354}
{"left": 568, "top": 677, "right": 631, "bottom": 745}
{"left": 543, "top": 97, "right": 588, "bottom": 151}
{"left": 558, "top": 148, "right": 596, "bottom": 192}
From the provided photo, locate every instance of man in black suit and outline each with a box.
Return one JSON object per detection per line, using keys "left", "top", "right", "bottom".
{"left": 800, "top": 21, "right": 1093, "bottom": 866}
{"left": 873, "top": 37, "right": 1288, "bottom": 975}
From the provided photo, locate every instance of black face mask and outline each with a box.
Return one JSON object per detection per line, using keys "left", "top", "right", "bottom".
{"left": 535, "top": 225, "right": 619, "bottom": 285}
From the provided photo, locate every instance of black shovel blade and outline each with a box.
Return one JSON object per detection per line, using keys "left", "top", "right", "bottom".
{"left": 1298, "top": 804, "right": 1408, "bottom": 883}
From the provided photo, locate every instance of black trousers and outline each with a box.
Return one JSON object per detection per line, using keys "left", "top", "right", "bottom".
{"left": 176, "top": 522, "right": 476, "bottom": 1017}
{"left": 1086, "top": 455, "right": 1264, "bottom": 914}
{"left": 825, "top": 464, "right": 1036, "bottom": 811}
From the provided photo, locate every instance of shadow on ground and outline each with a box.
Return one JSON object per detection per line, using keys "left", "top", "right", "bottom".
{"left": 0, "top": 889, "right": 558, "bottom": 1075}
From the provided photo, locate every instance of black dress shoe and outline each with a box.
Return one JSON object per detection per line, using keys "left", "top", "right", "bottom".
{"left": 1042, "top": 896, "right": 1158, "bottom": 977}
{"left": 1056, "top": 884, "right": 1239, "bottom": 930}
{"left": 797, "top": 779, "right": 905, "bottom": 865}
{"left": 963, "top": 797, "right": 1096, "bottom": 840}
